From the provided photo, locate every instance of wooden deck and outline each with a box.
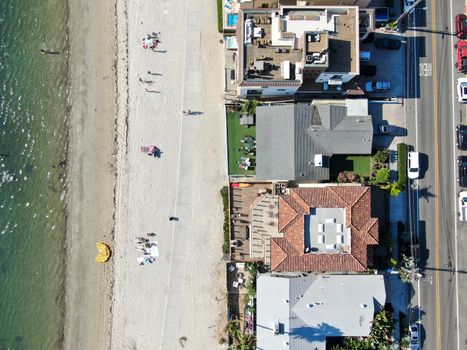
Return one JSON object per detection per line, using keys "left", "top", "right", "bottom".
{"left": 230, "top": 183, "right": 277, "bottom": 262}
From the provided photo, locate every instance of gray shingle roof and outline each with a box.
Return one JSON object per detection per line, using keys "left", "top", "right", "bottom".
{"left": 256, "top": 102, "right": 373, "bottom": 181}
{"left": 256, "top": 104, "right": 295, "bottom": 181}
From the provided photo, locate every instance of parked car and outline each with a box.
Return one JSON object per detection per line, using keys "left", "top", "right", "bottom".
{"left": 459, "top": 191, "right": 467, "bottom": 221}
{"left": 375, "top": 124, "right": 397, "bottom": 135}
{"left": 455, "top": 40, "right": 467, "bottom": 72}
{"left": 455, "top": 14, "right": 467, "bottom": 39}
{"left": 360, "top": 64, "right": 377, "bottom": 76}
{"left": 408, "top": 151, "right": 420, "bottom": 179}
{"left": 375, "top": 38, "right": 401, "bottom": 50}
{"left": 456, "top": 78, "right": 467, "bottom": 103}
{"left": 409, "top": 323, "right": 420, "bottom": 350}
{"left": 456, "top": 125, "right": 467, "bottom": 150}
{"left": 458, "top": 156, "right": 467, "bottom": 187}
{"left": 365, "top": 81, "right": 391, "bottom": 92}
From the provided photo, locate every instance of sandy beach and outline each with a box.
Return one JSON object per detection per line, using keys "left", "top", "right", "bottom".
{"left": 64, "top": 0, "right": 227, "bottom": 348}
{"left": 64, "top": 0, "right": 117, "bottom": 348}
{"left": 111, "top": 0, "right": 227, "bottom": 348}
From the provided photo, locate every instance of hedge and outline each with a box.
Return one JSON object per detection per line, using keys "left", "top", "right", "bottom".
{"left": 220, "top": 186, "right": 230, "bottom": 254}
{"left": 397, "top": 143, "right": 408, "bottom": 186}
{"left": 217, "top": 0, "right": 223, "bottom": 33}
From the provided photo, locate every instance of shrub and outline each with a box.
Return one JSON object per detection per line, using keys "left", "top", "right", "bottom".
{"left": 337, "top": 171, "right": 347, "bottom": 183}
{"left": 373, "top": 149, "right": 389, "bottom": 163}
{"left": 390, "top": 181, "right": 404, "bottom": 197}
{"left": 397, "top": 143, "right": 408, "bottom": 185}
{"left": 337, "top": 171, "right": 358, "bottom": 183}
{"left": 374, "top": 168, "right": 390, "bottom": 184}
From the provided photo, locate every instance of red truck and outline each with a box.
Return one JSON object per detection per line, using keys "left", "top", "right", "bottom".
{"left": 456, "top": 40, "right": 467, "bottom": 72}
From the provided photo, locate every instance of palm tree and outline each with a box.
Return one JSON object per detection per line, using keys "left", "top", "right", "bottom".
{"left": 240, "top": 99, "right": 259, "bottom": 116}
{"left": 225, "top": 319, "right": 242, "bottom": 342}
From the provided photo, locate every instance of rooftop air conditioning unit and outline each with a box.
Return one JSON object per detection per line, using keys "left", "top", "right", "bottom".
{"left": 273, "top": 322, "right": 280, "bottom": 335}
{"left": 306, "top": 54, "right": 314, "bottom": 63}
{"left": 314, "top": 154, "right": 323, "bottom": 167}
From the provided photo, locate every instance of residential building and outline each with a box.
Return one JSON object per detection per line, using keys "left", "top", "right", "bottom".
{"left": 256, "top": 273, "right": 386, "bottom": 350}
{"left": 255, "top": 100, "right": 373, "bottom": 182}
{"left": 236, "top": 5, "right": 360, "bottom": 98}
{"left": 271, "top": 185, "right": 382, "bottom": 272}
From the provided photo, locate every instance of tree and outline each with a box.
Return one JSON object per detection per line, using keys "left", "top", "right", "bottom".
{"left": 368, "top": 309, "right": 395, "bottom": 348}
{"left": 373, "top": 149, "right": 389, "bottom": 163}
{"left": 240, "top": 99, "right": 259, "bottom": 115}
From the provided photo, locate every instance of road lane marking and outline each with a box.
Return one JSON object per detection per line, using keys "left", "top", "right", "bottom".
{"left": 448, "top": 0, "right": 461, "bottom": 348}
{"left": 431, "top": 1, "right": 442, "bottom": 349}
{"left": 419, "top": 63, "right": 432, "bottom": 76}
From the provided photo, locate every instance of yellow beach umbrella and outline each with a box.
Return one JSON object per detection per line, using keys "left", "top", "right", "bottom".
{"left": 95, "top": 242, "right": 111, "bottom": 263}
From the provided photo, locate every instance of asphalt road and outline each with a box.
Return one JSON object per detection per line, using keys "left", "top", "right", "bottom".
{"left": 405, "top": 0, "right": 466, "bottom": 349}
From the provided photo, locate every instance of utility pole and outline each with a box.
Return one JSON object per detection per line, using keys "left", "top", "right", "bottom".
{"left": 393, "top": 0, "right": 424, "bottom": 26}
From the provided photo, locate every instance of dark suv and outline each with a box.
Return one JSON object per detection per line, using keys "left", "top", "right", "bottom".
{"left": 457, "top": 125, "right": 467, "bottom": 150}
{"left": 458, "top": 156, "right": 467, "bottom": 187}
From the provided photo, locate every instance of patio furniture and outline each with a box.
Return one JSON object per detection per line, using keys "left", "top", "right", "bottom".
{"left": 233, "top": 281, "right": 240, "bottom": 288}
{"left": 228, "top": 264, "right": 236, "bottom": 273}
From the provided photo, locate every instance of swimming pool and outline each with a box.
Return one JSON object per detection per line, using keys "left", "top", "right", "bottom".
{"left": 227, "top": 13, "right": 238, "bottom": 27}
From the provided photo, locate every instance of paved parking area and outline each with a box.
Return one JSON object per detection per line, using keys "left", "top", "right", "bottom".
{"left": 370, "top": 102, "right": 406, "bottom": 149}
{"left": 359, "top": 32, "right": 406, "bottom": 99}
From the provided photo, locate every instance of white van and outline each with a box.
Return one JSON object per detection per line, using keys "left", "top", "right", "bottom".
{"left": 408, "top": 151, "right": 420, "bottom": 179}
{"left": 360, "top": 51, "right": 371, "bottom": 62}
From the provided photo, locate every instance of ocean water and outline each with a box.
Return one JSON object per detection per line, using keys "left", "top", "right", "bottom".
{"left": 0, "top": 0, "right": 68, "bottom": 349}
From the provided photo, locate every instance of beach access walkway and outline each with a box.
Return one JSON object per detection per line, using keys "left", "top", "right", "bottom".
{"left": 111, "top": 0, "right": 227, "bottom": 349}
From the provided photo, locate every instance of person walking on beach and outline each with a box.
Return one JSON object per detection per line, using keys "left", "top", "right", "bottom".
{"left": 182, "top": 109, "right": 192, "bottom": 116}
{"left": 169, "top": 216, "right": 179, "bottom": 221}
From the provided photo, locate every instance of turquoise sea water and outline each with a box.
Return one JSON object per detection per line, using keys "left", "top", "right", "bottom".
{"left": 0, "top": 0, "right": 68, "bottom": 349}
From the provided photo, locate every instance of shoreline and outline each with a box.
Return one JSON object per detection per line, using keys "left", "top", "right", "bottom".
{"left": 63, "top": 0, "right": 118, "bottom": 347}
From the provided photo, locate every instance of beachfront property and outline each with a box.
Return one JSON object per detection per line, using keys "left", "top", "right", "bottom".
{"left": 256, "top": 273, "right": 386, "bottom": 350}
{"left": 255, "top": 99, "right": 373, "bottom": 182}
{"left": 271, "top": 185, "right": 382, "bottom": 272}
{"left": 228, "top": 183, "right": 382, "bottom": 272}
{"left": 235, "top": 4, "right": 360, "bottom": 98}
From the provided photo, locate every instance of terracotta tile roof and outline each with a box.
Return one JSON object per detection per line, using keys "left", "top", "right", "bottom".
{"left": 271, "top": 186, "right": 380, "bottom": 272}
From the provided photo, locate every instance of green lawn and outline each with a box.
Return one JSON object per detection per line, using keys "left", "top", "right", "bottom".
{"left": 329, "top": 155, "right": 371, "bottom": 179}
{"left": 226, "top": 112, "right": 256, "bottom": 176}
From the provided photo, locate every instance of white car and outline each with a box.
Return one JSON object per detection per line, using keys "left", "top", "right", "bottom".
{"left": 459, "top": 191, "right": 467, "bottom": 221}
{"left": 457, "top": 77, "right": 467, "bottom": 103}
{"left": 409, "top": 323, "right": 420, "bottom": 350}
{"left": 408, "top": 151, "right": 420, "bottom": 179}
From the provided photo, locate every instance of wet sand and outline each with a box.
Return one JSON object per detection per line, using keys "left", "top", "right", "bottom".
{"left": 63, "top": 0, "right": 117, "bottom": 348}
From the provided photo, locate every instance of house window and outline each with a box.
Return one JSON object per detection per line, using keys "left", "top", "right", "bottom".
{"left": 246, "top": 89, "right": 262, "bottom": 97}
{"left": 277, "top": 89, "right": 286, "bottom": 91}
{"left": 331, "top": 74, "right": 343, "bottom": 79}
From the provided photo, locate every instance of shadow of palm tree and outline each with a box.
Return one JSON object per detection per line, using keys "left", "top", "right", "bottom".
{"left": 417, "top": 186, "right": 436, "bottom": 202}
{"left": 289, "top": 322, "right": 343, "bottom": 341}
